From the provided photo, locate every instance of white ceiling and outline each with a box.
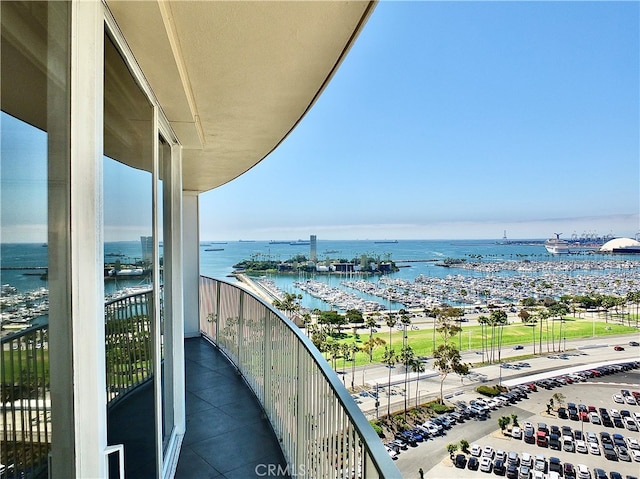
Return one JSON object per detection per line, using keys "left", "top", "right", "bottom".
{"left": 107, "top": 1, "right": 375, "bottom": 193}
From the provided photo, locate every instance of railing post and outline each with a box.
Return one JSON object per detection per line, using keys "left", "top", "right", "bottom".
{"left": 238, "top": 290, "right": 244, "bottom": 367}
{"left": 215, "top": 280, "right": 221, "bottom": 345}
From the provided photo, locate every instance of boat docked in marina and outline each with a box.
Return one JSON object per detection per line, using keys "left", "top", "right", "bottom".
{"left": 544, "top": 233, "right": 570, "bottom": 254}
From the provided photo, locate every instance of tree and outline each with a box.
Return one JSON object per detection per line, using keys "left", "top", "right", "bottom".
{"left": 477, "top": 315, "right": 489, "bottom": 363}
{"left": 410, "top": 358, "right": 426, "bottom": 407}
{"left": 381, "top": 346, "right": 397, "bottom": 416}
{"left": 433, "top": 314, "right": 469, "bottom": 404}
{"left": 398, "top": 344, "right": 415, "bottom": 419}
{"left": 446, "top": 443, "right": 458, "bottom": 457}
{"left": 489, "top": 309, "right": 508, "bottom": 363}
{"left": 317, "top": 310, "right": 347, "bottom": 337}
{"left": 385, "top": 312, "right": 397, "bottom": 351}
{"left": 362, "top": 337, "right": 385, "bottom": 363}
{"left": 346, "top": 308, "right": 364, "bottom": 326}
{"left": 498, "top": 416, "right": 511, "bottom": 432}
{"left": 510, "top": 413, "right": 519, "bottom": 427}
{"left": 272, "top": 292, "right": 302, "bottom": 320}
{"left": 552, "top": 392, "right": 566, "bottom": 409}
{"left": 459, "top": 439, "right": 470, "bottom": 453}
{"left": 347, "top": 342, "right": 361, "bottom": 389}
{"left": 433, "top": 342, "right": 469, "bottom": 404}
{"left": 548, "top": 302, "right": 569, "bottom": 352}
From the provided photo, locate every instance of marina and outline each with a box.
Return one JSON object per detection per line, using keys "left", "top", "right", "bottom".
{"left": 3, "top": 239, "right": 640, "bottom": 337}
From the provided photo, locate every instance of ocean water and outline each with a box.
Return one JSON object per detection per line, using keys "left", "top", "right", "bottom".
{"left": 2, "top": 239, "right": 639, "bottom": 312}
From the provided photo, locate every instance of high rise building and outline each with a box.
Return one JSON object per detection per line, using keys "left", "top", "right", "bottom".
{"left": 310, "top": 234, "right": 317, "bottom": 262}
{"left": 140, "top": 236, "right": 153, "bottom": 265}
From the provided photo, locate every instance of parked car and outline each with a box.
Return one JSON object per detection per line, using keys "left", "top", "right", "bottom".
{"left": 468, "top": 457, "right": 480, "bottom": 470}
{"left": 617, "top": 446, "right": 631, "bottom": 462}
{"left": 494, "top": 459, "right": 506, "bottom": 475}
{"left": 512, "top": 427, "right": 522, "bottom": 439}
{"left": 480, "top": 457, "right": 493, "bottom": 473}
{"left": 564, "top": 462, "right": 576, "bottom": 479}
{"left": 576, "top": 464, "right": 590, "bottom": 479}
{"left": 549, "top": 457, "right": 562, "bottom": 473}
{"left": 588, "top": 442, "right": 601, "bottom": 455}
{"left": 454, "top": 453, "right": 467, "bottom": 468}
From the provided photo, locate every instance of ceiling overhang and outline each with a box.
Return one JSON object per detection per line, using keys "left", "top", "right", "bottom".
{"left": 106, "top": 1, "right": 376, "bottom": 193}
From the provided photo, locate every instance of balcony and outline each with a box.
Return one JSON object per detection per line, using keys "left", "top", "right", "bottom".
{"left": 1, "top": 279, "right": 398, "bottom": 478}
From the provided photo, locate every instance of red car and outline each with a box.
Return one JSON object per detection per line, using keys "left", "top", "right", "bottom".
{"left": 614, "top": 345, "right": 625, "bottom": 351}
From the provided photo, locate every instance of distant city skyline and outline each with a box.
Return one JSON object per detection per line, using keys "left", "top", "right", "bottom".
{"left": 200, "top": 1, "right": 639, "bottom": 241}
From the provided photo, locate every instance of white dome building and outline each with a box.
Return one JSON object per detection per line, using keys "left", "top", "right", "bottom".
{"left": 600, "top": 237, "right": 640, "bottom": 253}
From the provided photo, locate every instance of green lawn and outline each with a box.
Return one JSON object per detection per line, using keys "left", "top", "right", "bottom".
{"left": 328, "top": 316, "right": 638, "bottom": 367}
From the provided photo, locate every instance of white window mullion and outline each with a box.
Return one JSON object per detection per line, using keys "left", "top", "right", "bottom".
{"left": 70, "top": 0, "right": 107, "bottom": 477}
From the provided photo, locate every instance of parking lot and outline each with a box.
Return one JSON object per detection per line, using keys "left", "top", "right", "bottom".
{"left": 395, "top": 362, "right": 640, "bottom": 479}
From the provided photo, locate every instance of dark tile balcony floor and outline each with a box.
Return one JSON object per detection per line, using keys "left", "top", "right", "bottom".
{"left": 175, "top": 337, "right": 290, "bottom": 478}
{"left": 107, "top": 337, "right": 288, "bottom": 478}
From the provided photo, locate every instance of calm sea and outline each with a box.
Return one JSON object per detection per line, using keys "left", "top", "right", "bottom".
{"left": 2, "top": 239, "right": 639, "bottom": 311}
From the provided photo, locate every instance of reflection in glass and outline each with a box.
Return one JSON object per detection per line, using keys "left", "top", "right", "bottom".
{"left": 104, "top": 33, "right": 156, "bottom": 479}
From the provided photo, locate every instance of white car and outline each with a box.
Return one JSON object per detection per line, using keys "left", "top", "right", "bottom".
{"left": 624, "top": 417, "right": 639, "bottom": 431}
{"left": 534, "top": 455, "right": 546, "bottom": 472}
{"left": 520, "top": 452, "right": 532, "bottom": 468}
{"left": 588, "top": 442, "right": 600, "bottom": 455}
{"left": 588, "top": 412, "right": 601, "bottom": 424}
{"left": 480, "top": 456, "right": 492, "bottom": 472}
{"left": 575, "top": 440, "right": 588, "bottom": 454}
{"left": 586, "top": 431, "right": 598, "bottom": 444}
{"left": 610, "top": 409, "right": 621, "bottom": 418}
{"left": 631, "top": 449, "right": 640, "bottom": 462}
{"left": 627, "top": 437, "right": 640, "bottom": 450}
{"left": 625, "top": 395, "right": 637, "bottom": 405}
{"left": 511, "top": 427, "right": 522, "bottom": 439}
{"left": 577, "top": 464, "right": 590, "bottom": 479}
{"left": 470, "top": 444, "right": 482, "bottom": 457}
{"left": 482, "top": 445, "right": 494, "bottom": 459}
{"left": 613, "top": 394, "right": 624, "bottom": 404}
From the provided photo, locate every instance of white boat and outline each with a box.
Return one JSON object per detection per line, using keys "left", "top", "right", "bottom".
{"left": 544, "top": 233, "right": 570, "bottom": 254}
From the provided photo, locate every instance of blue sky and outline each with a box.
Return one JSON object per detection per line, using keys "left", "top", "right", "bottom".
{"left": 200, "top": 1, "right": 639, "bottom": 241}
{"left": 1, "top": 2, "right": 638, "bottom": 243}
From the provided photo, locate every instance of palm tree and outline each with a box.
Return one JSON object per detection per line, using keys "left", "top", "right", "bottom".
{"left": 410, "top": 358, "right": 426, "bottom": 407}
{"left": 398, "top": 309, "right": 412, "bottom": 348}
{"left": 385, "top": 312, "right": 397, "bottom": 352}
{"left": 490, "top": 310, "right": 508, "bottom": 363}
{"left": 477, "top": 315, "right": 489, "bottom": 363}
{"left": 381, "top": 346, "right": 398, "bottom": 416}
{"left": 398, "top": 344, "right": 415, "bottom": 419}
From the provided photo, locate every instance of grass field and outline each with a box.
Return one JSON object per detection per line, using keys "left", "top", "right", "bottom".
{"left": 328, "top": 316, "right": 638, "bottom": 367}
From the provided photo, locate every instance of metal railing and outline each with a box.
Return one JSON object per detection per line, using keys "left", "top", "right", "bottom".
{"left": 1, "top": 324, "right": 50, "bottom": 479}
{"left": 199, "top": 276, "right": 399, "bottom": 478}
{"left": 1, "top": 288, "right": 154, "bottom": 478}
{"left": 104, "top": 289, "right": 154, "bottom": 403}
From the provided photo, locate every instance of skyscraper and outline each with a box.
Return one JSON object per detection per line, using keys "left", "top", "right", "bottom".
{"left": 310, "top": 234, "right": 317, "bottom": 262}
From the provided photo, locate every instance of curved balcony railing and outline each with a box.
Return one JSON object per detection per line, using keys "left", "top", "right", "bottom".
{"left": 1, "top": 323, "right": 50, "bottom": 479}
{"left": 1, "top": 289, "right": 154, "bottom": 478}
{"left": 199, "top": 276, "right": 399, "bottom": 478}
